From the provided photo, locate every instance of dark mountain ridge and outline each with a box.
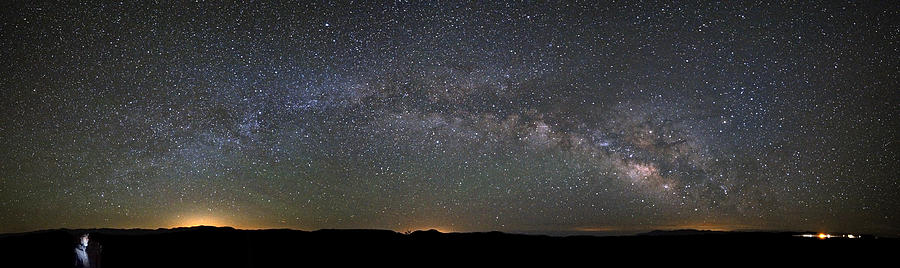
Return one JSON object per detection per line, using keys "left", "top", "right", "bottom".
{"left": 0, "top": 226, "right": 892, "bottom": 266}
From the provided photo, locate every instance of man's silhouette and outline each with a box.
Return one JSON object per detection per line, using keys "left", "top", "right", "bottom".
{"left": 74, "top": 233, "right": 91, "bottom": 268}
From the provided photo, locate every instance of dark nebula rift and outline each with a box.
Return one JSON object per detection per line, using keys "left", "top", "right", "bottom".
{"left": 1, "top": 1, "right": 897, "bottom": 236}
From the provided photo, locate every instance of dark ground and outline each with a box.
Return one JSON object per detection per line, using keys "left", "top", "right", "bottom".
{"left": 0, "top": 226, "right": 893, "bottom": 266}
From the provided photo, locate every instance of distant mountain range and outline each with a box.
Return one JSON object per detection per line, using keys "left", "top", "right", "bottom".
{"left": 0, "top": 226, "right": 893, "bottom": 266}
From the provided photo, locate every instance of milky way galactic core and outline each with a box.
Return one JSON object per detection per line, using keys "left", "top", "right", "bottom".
{"left": 1, "top": 1, "right": 897, "bottom": 235}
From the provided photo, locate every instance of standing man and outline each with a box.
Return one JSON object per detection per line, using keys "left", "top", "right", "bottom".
{"left": 74, "top": 233, "right": 91, "bottom": 268}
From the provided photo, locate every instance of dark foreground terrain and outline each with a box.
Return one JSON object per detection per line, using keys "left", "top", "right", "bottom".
{"left": 0, "top": 226, "right": 893, "bottom": 266}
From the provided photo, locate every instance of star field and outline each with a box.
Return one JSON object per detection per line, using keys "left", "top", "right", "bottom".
{"left": 1, "top": 1, "right": 898, "bottom": 235}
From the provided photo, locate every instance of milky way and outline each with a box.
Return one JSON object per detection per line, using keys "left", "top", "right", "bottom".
{"left": 1, "top": 1, "right": 898, "bottom": 235}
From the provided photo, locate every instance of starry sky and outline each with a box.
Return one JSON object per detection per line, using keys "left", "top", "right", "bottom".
{"left": 1, "top": 1, "right": 898, "bottom": 236}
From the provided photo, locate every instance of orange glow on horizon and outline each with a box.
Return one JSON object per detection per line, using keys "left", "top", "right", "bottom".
{"left": 169, "top": 215, "right": 230, "bottom": 228}
{"left": 402, "top": 226, "right": 454, "bottom": 234}
{"left": 575, "top": 224, "right": 752, "bottom": 233}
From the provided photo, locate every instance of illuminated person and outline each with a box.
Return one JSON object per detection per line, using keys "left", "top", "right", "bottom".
{"left": 74, "top": 233, "right": 91, "bottom": 268}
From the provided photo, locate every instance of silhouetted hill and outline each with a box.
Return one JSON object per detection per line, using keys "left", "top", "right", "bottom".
{"left": 0, "top": 226, "right": 893, "bottom": 266}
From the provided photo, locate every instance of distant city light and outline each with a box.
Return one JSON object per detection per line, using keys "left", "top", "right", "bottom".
{"left": 796, "top": 233, "right": 859, "bottom": 239}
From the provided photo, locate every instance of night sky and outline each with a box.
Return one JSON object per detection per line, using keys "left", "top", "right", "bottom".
{"left": 1, "top": 1, "right": 898, "bottom": 236}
